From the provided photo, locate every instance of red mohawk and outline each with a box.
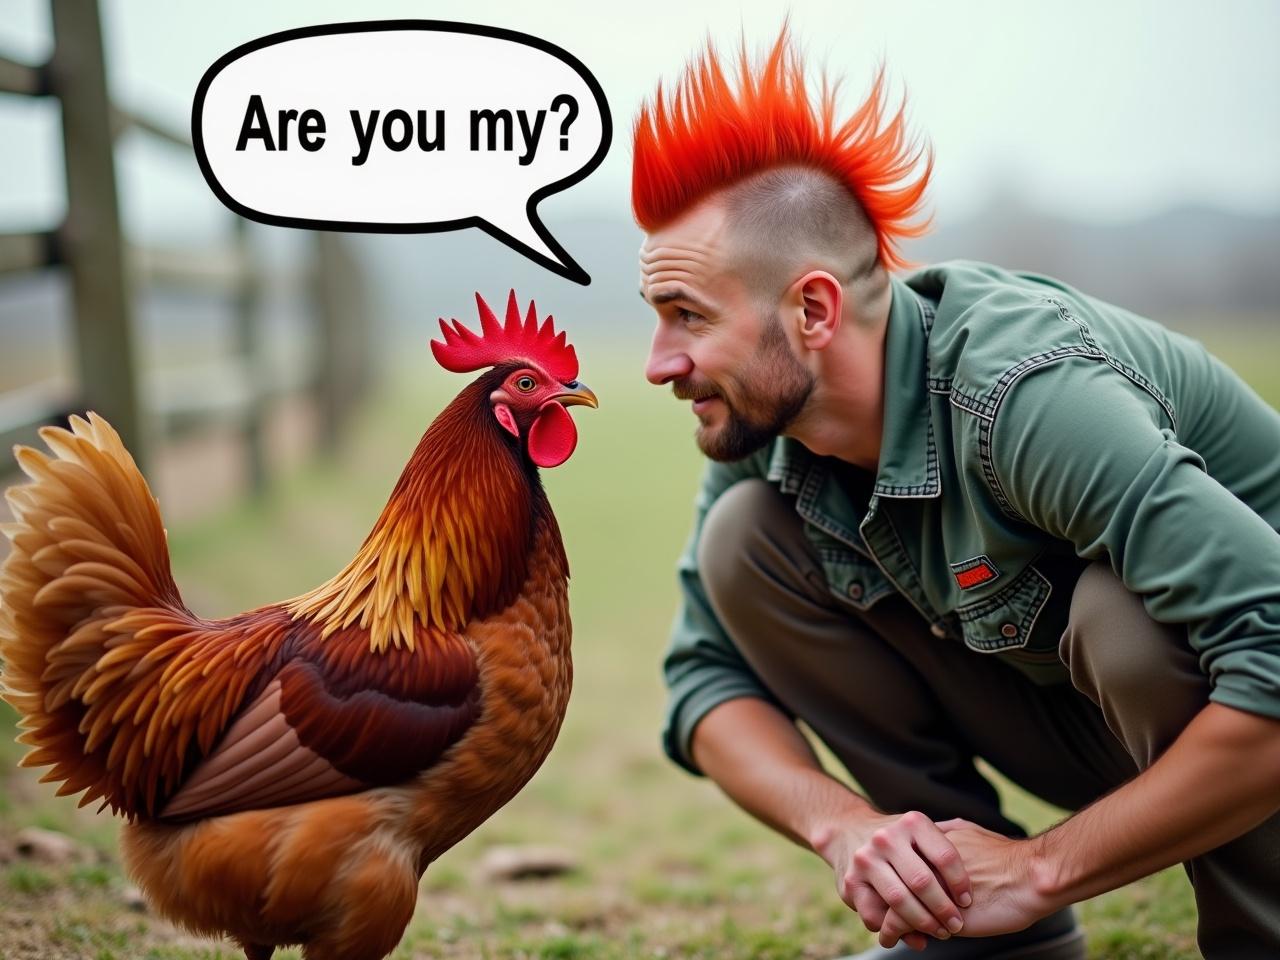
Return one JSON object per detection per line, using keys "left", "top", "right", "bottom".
{"left": 631, "top": 25, "right": 933, "bottom": 271}
{"left": 431, "top": 290, "right": 578, "bottom": 383}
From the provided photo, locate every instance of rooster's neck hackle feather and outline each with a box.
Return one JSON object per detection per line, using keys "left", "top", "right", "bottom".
{"left": 287, "top": 375, "right": 538, "bottom": 651}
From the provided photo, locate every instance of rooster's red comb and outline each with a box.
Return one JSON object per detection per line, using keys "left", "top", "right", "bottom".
{"left": 431, "top": 291, "right": 578, "bottom": 382}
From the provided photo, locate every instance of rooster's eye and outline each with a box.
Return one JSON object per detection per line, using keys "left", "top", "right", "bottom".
{"left": 515, "top": 376, "right": 537, "bottom": 393}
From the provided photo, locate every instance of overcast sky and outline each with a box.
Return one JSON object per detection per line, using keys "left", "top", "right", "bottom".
{"left": 2, "top": 0, "right": 1277, "bottom": 245}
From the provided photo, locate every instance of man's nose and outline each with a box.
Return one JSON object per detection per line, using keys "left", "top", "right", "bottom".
{"left": 645, "top": 335, "right": 694, "bottom": 386}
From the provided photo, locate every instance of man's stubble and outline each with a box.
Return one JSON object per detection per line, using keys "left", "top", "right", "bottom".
{"left": 686, "top": 313, "right": 816, "bottom": 463}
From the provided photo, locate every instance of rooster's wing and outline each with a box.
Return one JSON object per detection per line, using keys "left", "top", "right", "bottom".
{"left": 159, "top": 621, "right": 480, "bottom": 820}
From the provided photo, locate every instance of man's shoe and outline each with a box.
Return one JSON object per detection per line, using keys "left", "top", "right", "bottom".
{"left": 835, "top": 907, "right": 1085, "bottom": 959}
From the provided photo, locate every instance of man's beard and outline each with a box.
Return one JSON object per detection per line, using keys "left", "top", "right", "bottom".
{"left": 674, "top": 315, "right": 815, "bottom": 462}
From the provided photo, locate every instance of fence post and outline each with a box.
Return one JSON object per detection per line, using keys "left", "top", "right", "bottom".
{"left": 47, "top": 0, "right": 146, "bottom": 470}
{"left": 232, "top": 218, "right": 268, "bottom": 494}
{"left": 311, "top": 232, "right": 370, "bottom": 453}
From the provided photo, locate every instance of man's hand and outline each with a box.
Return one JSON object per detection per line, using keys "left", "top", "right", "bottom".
{"left": 874, "top": 819, "right": 1055, "bottom": 948}
{"left": 814, "top": 810, "right": 973, "bottom": 949}
{"left": 689, "top": 701, "right": 973, "bottom": 949}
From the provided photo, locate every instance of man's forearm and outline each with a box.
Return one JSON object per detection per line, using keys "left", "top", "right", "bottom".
{"left": 690, "top": 696, "right": 874, "bottom": 849}
{"left": 1032, "top": 703, "right": 1280, "bottom": 906}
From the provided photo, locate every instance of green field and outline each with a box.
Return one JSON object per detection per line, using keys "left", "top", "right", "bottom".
{"left": 4, "top": 328, "right": 1277, "bottom": 959}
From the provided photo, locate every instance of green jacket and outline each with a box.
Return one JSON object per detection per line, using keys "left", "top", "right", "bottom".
{"left": 663, "top": 260, "right": 1280, "bottom": 775}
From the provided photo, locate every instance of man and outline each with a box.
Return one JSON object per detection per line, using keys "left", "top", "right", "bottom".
{"left": 634, "top": 28, "right": 1280, "bottom": 960}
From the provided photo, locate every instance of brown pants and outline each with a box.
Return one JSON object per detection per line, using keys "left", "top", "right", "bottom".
{"left": 699, "top": 479, "right": 1280, "bottom": 959}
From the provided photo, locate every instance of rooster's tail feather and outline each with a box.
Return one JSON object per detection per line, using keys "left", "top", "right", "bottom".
{"left": 0, "top": 412, "right": 193, "bottom": 814}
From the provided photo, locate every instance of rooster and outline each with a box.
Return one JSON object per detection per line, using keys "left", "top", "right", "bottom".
{"left": 0, "top": 291, "right": 596, "bottom": 960}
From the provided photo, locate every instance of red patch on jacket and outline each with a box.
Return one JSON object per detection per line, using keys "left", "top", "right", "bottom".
{"left": 952, "top": 558, "right": 999, "bottom": 590}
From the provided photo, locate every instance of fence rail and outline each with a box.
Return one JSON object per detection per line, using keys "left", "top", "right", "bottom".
{"left": 0, "top": 54, "right": 42, "bottom": 96}
{"left": 0, "top": 231, "right": 59, "bottom": 274}
{"left": 111, "top": 105, "right": 190, "bottom": 148}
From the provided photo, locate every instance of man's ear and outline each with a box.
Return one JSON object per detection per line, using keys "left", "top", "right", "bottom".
{"left": 789, "top": 271, "right": 843, "bottom": 351}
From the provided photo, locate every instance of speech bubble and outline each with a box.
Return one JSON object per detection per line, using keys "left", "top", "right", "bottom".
{"left": 192, "top": 21, "right": 612, "bottom": 285}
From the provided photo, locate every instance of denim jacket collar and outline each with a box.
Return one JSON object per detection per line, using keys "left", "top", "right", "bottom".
{"left": 871, "top": 275, "right": 941, "bottom": 499}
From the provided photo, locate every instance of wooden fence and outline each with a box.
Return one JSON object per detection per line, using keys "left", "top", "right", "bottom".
{"left": 0, "top": 0, "right": 369, "bottom": 494}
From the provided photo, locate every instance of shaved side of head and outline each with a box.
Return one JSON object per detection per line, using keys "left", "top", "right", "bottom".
{"left": 717, "top": 166, "right": 889, "bottom": 324}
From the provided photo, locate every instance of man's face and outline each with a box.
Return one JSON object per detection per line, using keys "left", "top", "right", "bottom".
{"left": 640, "top": 201, "right": 814, "bottom": 461}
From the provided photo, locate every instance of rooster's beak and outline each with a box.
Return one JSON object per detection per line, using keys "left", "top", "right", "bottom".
{"left": 554, "top": 381, "right": 598, "bottom": 409}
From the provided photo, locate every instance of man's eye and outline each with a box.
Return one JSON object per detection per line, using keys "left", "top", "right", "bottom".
{"left": 516, "top": 376, "right": 537, "bottom": 392}
{"left": 677, "top": 308, "right": 704, "bottom": 323}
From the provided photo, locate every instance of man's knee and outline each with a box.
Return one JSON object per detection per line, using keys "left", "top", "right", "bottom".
{"left": 1063, "top": 561, "right": 1158, "bottom": 701}
{"left": 1063, "top": 559, "right": 1207, "bottom": 764}
{"left": 696, "top": 479, "right": 827, "bottom": 627}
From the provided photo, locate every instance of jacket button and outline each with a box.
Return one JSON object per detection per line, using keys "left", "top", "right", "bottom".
{"left": 847, "top": 582, "right": 864, "bottom": 601}
{"left": 1000, "top": 622, "right": 1019, "bottom": 639}
{"left": 930, "top": 623, "right": 947, "bottom": 638}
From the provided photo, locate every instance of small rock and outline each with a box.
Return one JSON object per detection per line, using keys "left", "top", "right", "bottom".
{"left": 479, "top": 844, "right": 578, "bottom": 882}
{"left": 121, "top": 884, "right": 148, "bottom": 912}
{"left": 14, "top": 827, "right": 82, "bottom": 865}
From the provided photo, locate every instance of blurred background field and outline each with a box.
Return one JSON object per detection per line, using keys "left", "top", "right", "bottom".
{"left": 2, "top": 0, "right": 1279, "bottom": 957}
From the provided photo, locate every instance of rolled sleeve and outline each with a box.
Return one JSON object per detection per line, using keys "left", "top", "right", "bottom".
{"left": 661, "top": 449, "right": 782, "bottom": 775}
{"left": 992, "top": 359, "right": 1280, "bottom": 719}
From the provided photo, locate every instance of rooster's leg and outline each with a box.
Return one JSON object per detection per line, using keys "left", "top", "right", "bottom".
{"left": 239, "top": 942, "right": 275, "bottom": 960}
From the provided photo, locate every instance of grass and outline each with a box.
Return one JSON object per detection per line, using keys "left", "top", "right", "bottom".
{"left": 4, "top": 326, "right": 1277, "bottom": 958}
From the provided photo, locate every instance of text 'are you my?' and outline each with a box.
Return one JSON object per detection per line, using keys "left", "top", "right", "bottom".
{"left": 235, "top": 94, "right": 582, "bottom": 166}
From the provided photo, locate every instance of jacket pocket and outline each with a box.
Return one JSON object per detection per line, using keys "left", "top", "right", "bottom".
{"left": 803, "top": 525, "right": 893, "bottom": 612}
{"left": 955, "top": 563, "right": 1052, "bottom": 653}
